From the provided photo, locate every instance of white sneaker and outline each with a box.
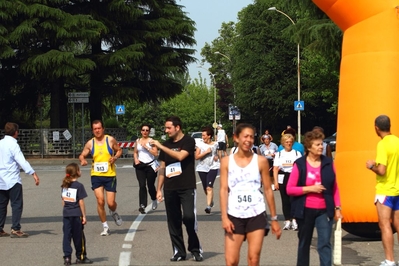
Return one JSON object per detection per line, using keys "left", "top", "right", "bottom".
{"left": 380, "top": 260, "right": 396, "bottom": 266}
{"left": 283, "top": 221, "right": 291, "bottom": 230}
{"left": 100, "top": 227, "right": 110, "bottom": 236}
{"left": 291, "top": 220, "right": 298, "bottom": 231}
{"left": 152, "top": 200, "right": 158, "bottom": 210}
{"left": 109, "top": 210, "right": 123, "bottom": 226}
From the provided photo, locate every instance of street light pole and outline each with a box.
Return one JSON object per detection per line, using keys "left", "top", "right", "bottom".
{"left": 214, "top": 51, "right": 237, "bottom": 133}
{"left": 197, "top": 66, "right": 217, "bottom": 139}
{"left": 268, "top": 7, "right": 301, "bottom": 142}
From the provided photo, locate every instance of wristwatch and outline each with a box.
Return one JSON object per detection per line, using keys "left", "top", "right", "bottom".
{"left": 335, "top": 206, "right": 341, "bottom": 211}
{"left": 270, "top": 215, "right": 278, "bottom": 221}
{"left": 368, "top": 164, "right": 374, "bottom": 169}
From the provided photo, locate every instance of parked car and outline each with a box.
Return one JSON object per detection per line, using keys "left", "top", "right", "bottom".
{"left": 324, "top": 132, "right": 336, "bottom": 151}
{"left": 191, "top": 132, "right": 203, "bottom": 146}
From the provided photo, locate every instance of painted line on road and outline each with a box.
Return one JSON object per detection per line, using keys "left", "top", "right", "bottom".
{"left": 118, "top": 178, "right": 219, "bottom": 265}
{"left": 119, "top": 204, "right": 153, "bottom": 266}
{"left": 118, "top": 251, "right": 131, "bottom": 266}
{"left": 122, "top": 244, "right": 132, "bottom": 249}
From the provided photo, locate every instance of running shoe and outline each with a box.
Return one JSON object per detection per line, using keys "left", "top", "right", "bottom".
{"left": 64, "top": 257, "right": 72, "bottom": 266}
{"left": 110, "top": 210, "right": 123, "bottom": 226}
{"left": 191, "top": 251, "right": 203, "bottom": 262}
{"left": 76, "top": 257, "right": 93, "bottom": 264}
{"left": 139, "top": 205, "right": 146, "bottom": 214}
{"left": 100, "top": 227, "right": 110, "bottom": 236}
{"left": 291, "top": 220, "right": 298, "bottom": 231}
{"left": 205, "top": 207, "right": 211, "bottom": 214}
{"left": 380, "top": 260, "right": 396, "bottom": 266}
{"left": 152, "top": 200, "right": 158, "bottom": 210}
{"left": 170, "top": 255, "right": 186, "bottom": 261}
{"left": 283, "top": 221, "right": 291, "bottom": 230}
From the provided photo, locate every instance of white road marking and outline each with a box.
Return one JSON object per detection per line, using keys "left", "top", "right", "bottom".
{"left": 118, "top": 177, "right": 219, "bottom": 265}
{"left": 118, "top": 251, "right": 131, "bottom": 266}
{"left": 119, "top": 204, "right": 153, "bottom": 265}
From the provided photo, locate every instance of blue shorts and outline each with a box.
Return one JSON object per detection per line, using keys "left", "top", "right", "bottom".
{"left": 91, "top": 176, "right": 117, "bottom": 192}
{"left": 375, "top": 195, "right": 399, "bottom": 211}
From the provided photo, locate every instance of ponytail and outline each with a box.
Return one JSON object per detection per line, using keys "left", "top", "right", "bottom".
{"left": 61, "top": 163, "right": 80, "bottom": 188}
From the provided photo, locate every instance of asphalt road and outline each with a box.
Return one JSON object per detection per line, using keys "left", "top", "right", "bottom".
{"left": 0, "top": 158, "right": 396, "bottom": 265}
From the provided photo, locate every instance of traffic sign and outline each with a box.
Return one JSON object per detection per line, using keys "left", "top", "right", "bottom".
{"left": 68, "top": 97, "right": 89, "bottom": 103}
{"left": 68, "top": 92, "right": 89, "bottom": 98}
{"left": 212, "top": 122, "right": 218, "bottom": 129}
{"left": 116, "top": 105, "right": 125, "bottom": 115}
{"left": 229, "top": 105, "right": 241, "bottom": 120}
{"left": 294, "top": 101, "right": 304, "bottom": 111}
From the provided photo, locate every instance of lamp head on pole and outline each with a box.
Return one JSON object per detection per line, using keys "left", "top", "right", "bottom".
{"left": 267, "top": 6, "right": 296, "bottom": 25}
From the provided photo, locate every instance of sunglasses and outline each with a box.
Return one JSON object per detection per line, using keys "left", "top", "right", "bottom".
{"left": 141, "top": 129, "right": 149, "bottom": 132}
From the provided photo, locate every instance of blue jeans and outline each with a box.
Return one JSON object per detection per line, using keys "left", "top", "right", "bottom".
{"left": 0, "top": 183, "right": 23, "bottom": 231}
{"left": 296, "top": 208, "right": 334, "bottom": 266}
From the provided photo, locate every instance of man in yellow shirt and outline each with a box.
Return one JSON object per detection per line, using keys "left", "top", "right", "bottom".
{"left": 79, "top": 120, "right": 123, "bottom": 236}
{"left": 366, "top": 115, "right": 399, "bottom": 266}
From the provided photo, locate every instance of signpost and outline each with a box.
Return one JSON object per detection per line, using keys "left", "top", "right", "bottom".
{"left": 68, "top": 97, "right": 89, "bottom": 103}
{"left": 294, "top": 101, "right": 305, "bottom": 111}
{"left": 115, "top": 105, "right": 125, "bottom": 121}
{"left": 116, "top": 105, "right": 125, "bottom": 115}
{"left": 229, "top": 105, "right": 240, "bottom": 133}
{"left": 68, "top": 92, "right": 89, "bottom": 158}
{"left": 68, "top": 92, "right": 89, "bottom": 98}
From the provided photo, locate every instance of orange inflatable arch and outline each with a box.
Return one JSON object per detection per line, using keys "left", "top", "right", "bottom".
{"left": 312, "top": 0, "right": 399, "bottom": 237}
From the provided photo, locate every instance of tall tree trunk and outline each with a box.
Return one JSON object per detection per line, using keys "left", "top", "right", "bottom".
{"left": 49, "top": 79, "right": 68, "bottom": 128}
{"left": 89, "top": 41, "right": 103, "bottom": 123}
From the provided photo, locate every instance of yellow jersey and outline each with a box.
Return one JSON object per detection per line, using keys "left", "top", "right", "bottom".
{"left": 90, "top": 135, "right": 116, "bottom": 177}
{"left": 375, "top": 135, "right": 399, "bottom": 196}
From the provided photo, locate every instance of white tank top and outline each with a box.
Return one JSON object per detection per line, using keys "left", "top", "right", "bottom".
{"left": 136, "top": 138, "right": 155, "bottom": 163}
{"left": 227, "top": 154, "right": 265, "bottom": 218}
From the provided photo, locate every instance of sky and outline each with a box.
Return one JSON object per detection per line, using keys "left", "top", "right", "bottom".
{"left": 178, "top": 0, "right": 253, "bottom": 83}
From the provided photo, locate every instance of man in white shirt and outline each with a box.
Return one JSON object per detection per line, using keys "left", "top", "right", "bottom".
{"left": 216, "top": 124, "right": 229, "bottom": 158}
{"left": 0, "top": 122, "right": 40, "bottom": 238}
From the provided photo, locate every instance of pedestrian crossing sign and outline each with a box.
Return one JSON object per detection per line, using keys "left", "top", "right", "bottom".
{"left": 294, "top": 101, "right": 304, "bottom": 111}
{"left": 116, "top": 105, "right": 125, "bottom": 115}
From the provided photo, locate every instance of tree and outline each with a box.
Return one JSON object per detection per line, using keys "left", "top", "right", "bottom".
{"left": 159, "top": 79, "right": 216, "bottom": 133}
{"left": 232, "top": 0, "right": 299, "bottom": 130}
{"left": 0, "top": 0, "right": 106, "bottom": 127}
{"left": 0, "top": 0, "right": 197, "bottom": 127}
{"left": 118, "top": 76, "right": 217, "bottom": 138}
{"left": 200, "top": 21, "right": 238, "bottom": 128}
{"left": 68, "top": 0, "right": 197, "bottom": 122}
{"left": 200, "top": 0, "right": 342, "bottom": 134}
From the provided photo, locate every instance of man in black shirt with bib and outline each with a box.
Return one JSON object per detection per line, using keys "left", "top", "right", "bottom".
{"left": 152, "top": 116, "right": 203, "bottom": 262}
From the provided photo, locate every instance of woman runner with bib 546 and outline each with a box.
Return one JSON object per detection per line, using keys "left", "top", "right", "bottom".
{"left": 220, "top": 123, "right": 282, "bottom": 266}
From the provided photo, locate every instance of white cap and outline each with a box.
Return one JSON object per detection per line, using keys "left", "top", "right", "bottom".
{"left": 218, "top": 124, "right": 223, "bottom": 128}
